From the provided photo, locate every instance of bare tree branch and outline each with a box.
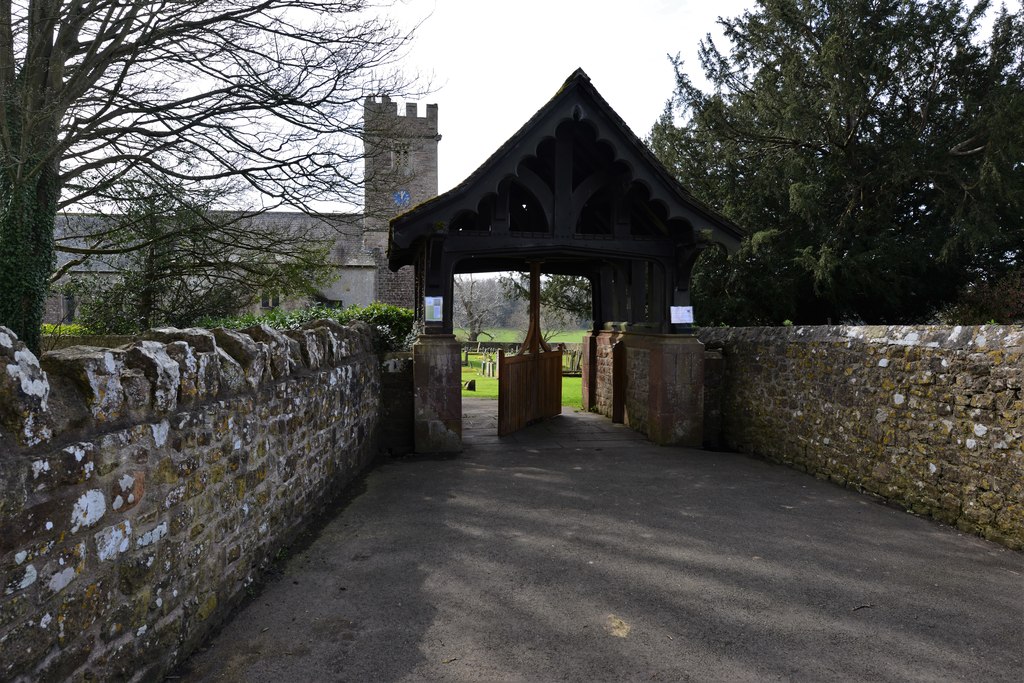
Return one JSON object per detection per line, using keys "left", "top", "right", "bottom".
{"left": 2, "top": 0, "right": 426, "bottom": 211}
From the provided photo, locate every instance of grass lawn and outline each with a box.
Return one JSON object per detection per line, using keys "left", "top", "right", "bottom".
{"left": 460, "top": 353, "right": 583, "bottom": 411}
{"left": 455, "top": 328, "right": 589, "bottom": 344}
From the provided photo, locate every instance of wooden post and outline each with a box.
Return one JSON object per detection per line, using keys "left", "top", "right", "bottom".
{"left": 520, "top": 261, "right": 551, "bottom": 355}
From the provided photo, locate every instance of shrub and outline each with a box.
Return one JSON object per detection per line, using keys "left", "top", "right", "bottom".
{"left": 41, "top": 322, "right": 93, "bottom": 336}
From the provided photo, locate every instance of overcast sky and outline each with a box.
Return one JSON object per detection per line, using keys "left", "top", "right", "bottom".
{"left": 397, "top": 0, "right": 754, "bottom": 192}
{"left": 395, "top": 0, "right": 1020, "bottom": 193}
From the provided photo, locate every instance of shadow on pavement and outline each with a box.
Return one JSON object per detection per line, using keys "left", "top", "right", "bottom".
{"left": 177, "top": 398, "right": 1024, "bottom": 682}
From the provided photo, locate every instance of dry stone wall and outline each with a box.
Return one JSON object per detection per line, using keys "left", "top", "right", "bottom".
{"left": 699, "top": 325, "right": 1024, "bottom": 550}
{"left": 0, "top": 320, "right": 383, "bottom": 681}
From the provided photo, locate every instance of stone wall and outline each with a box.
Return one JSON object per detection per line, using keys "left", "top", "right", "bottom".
{"left": 0, "top": 320, "right": 383, "bottom": 681}
{"left": 698, "top": 325, "right": 1024, "bottom": 550}
{"left": 702, "top": 350, "right": 724, "bottom": 450}
{"left": 592, "top": 335, "right": 617, "bottom": 418}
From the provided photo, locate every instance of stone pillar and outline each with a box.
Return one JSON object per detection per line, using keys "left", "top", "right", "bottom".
{"left": 380, "top": 352, "right": 415, "bottom": 456}
{"left": 412, "top": 334, "right": 462, "bottom": 452}
{"left": 627, "top": 333, "right": 704, "bottom": 447}
{"left": 586, "top": 330, "right": 705, "bottom": 447}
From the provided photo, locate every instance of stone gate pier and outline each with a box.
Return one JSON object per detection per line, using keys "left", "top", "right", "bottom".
{"left": 583, "top": 330, "right": 705, "bottom": 447}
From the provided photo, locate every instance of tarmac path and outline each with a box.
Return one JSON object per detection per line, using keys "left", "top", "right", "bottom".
{"left": 175, "top": 398, "right": 1024, "bottom": 682}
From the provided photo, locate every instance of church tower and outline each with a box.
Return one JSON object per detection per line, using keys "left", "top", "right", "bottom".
{"left": 363, "top": 96, "right": 440, "bottom": 307}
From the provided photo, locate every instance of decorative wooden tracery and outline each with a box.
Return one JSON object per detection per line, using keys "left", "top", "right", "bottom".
{"left": 388, "top": 69, "right": 744, "bottom": 336}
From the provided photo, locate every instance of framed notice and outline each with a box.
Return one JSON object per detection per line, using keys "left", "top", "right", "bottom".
{"left": 424, "top": 296, "right": 443, "bottom": 322}
{"left": 670, "top": 306, "right": 695, "bottom": 325}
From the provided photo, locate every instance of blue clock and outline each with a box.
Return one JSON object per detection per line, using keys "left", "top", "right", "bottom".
{"left": 392, "top": 190, "right": 411, "bottom": 208}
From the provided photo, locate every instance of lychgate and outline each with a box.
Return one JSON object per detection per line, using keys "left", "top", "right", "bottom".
{"left": 388, "top": 69, "right": 744, "bottom": 451}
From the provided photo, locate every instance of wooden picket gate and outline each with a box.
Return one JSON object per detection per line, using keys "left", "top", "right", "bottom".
{"left": 497, "top": 347, "right": 563, "bottom": 435}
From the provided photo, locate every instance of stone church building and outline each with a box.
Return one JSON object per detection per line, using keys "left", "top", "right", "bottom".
{"left": 45, "top": 96, "right": 438, "bottom": 323}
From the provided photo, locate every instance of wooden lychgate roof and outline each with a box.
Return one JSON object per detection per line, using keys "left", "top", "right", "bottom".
{"left": 387, "top": 69, "right": 746, "bottom": 333}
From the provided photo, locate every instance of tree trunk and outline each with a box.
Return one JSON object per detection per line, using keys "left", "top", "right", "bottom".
{"left": 138, "top": 244, "right": 159, "bottom": 331}
{"left": 0, "top": 162, "right": 60, "bottom": 354}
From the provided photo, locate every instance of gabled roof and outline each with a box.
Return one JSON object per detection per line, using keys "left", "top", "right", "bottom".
{"left": 389, "top": 68, "right": 745, "bottom": 270}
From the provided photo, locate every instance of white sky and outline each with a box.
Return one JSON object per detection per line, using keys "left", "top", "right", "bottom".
{"left": 396, "top": 0, "right": 753, "bottom": 192}
{"left": 394, "top": 0, "right": 1020, "bottom": 193}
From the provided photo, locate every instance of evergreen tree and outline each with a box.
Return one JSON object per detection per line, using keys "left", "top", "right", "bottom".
{"left": 650, "top": 0, "right": 1024, "bottom": 324}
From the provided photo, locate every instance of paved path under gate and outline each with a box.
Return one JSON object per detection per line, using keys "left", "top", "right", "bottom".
{"left": 176, "top": 399, "right": 1023, "bottom": 682}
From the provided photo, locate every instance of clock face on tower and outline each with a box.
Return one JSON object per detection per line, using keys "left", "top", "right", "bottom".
{"left": 392, "top": 190, "right": 411, "bottom": 208}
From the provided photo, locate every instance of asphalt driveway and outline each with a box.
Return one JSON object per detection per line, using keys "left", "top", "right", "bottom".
{"left": 176, "top": 398, "right": 1024, "bottom": 682}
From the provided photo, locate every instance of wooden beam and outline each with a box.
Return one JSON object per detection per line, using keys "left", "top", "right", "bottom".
{"left": 630, "top": 260, "right": 647, "bottom": 324}
{"left": 553, "top": 131, "right": 573, "bottom": 238}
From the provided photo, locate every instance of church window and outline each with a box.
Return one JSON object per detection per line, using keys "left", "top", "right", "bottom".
{"left": 391, "top": 144, "right": 412, "bottom": 175}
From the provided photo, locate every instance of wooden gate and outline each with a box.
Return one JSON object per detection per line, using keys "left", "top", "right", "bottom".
{"left": 497, "top": 347, "right": 563, "bottom": 435}
{"left": 496, "top": 262, "right": 563, "bottom": 436}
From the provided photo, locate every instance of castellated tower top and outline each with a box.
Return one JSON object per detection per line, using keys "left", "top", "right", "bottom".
{"left": 364, "top": 95, "right": 439, "bottom": 131}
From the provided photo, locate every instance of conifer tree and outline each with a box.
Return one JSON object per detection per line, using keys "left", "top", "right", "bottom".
{"left": 651, "top": 0, "right": 1023, "bottom": 324}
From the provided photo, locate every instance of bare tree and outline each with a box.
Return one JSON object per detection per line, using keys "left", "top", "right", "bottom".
{"left": 506, "top": 296, "right": 577, "bottom": 344}
{"left": 453, "top": 275, "right": 508, "bottom": 342}
{"left": 0, "top": 0, "right": 422, "bottom": 351}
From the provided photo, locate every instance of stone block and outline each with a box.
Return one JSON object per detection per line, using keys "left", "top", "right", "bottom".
{"left": 142, "top": 327, "right": 217, "bottom": 353}
{"left": 24, "top": 441, "right": 99, "bottom": 493}
{"left": 211, "top": 329, "right": 271, "bottom": 391}
{"left": 285, "top": 329, "right": 324, "bottom": 370}
{"left": 165, "top": 341, "right": 200, "bottom": 404}
{"left": 412, "top": 335, "right": 462, "bottom": 453}
{"left": 42, "top": 346, "right": 128, "bottom": 425}
{"left": 0, "top": 326, "right": 52, "bottom": 447}
{"left": 301, "top": 319, "right": 353, "bottom": 363}
{"left": 120, "top": 368, "right": 153, "bottom": 417}
{"left": 124, "top": 340, "right": 182, "bottom": 414}
{"left": 215, "top": 348, "right": 246, "bottom": 396}
{"left": 244, "top": 324, "right": 302, "bottom": 378}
